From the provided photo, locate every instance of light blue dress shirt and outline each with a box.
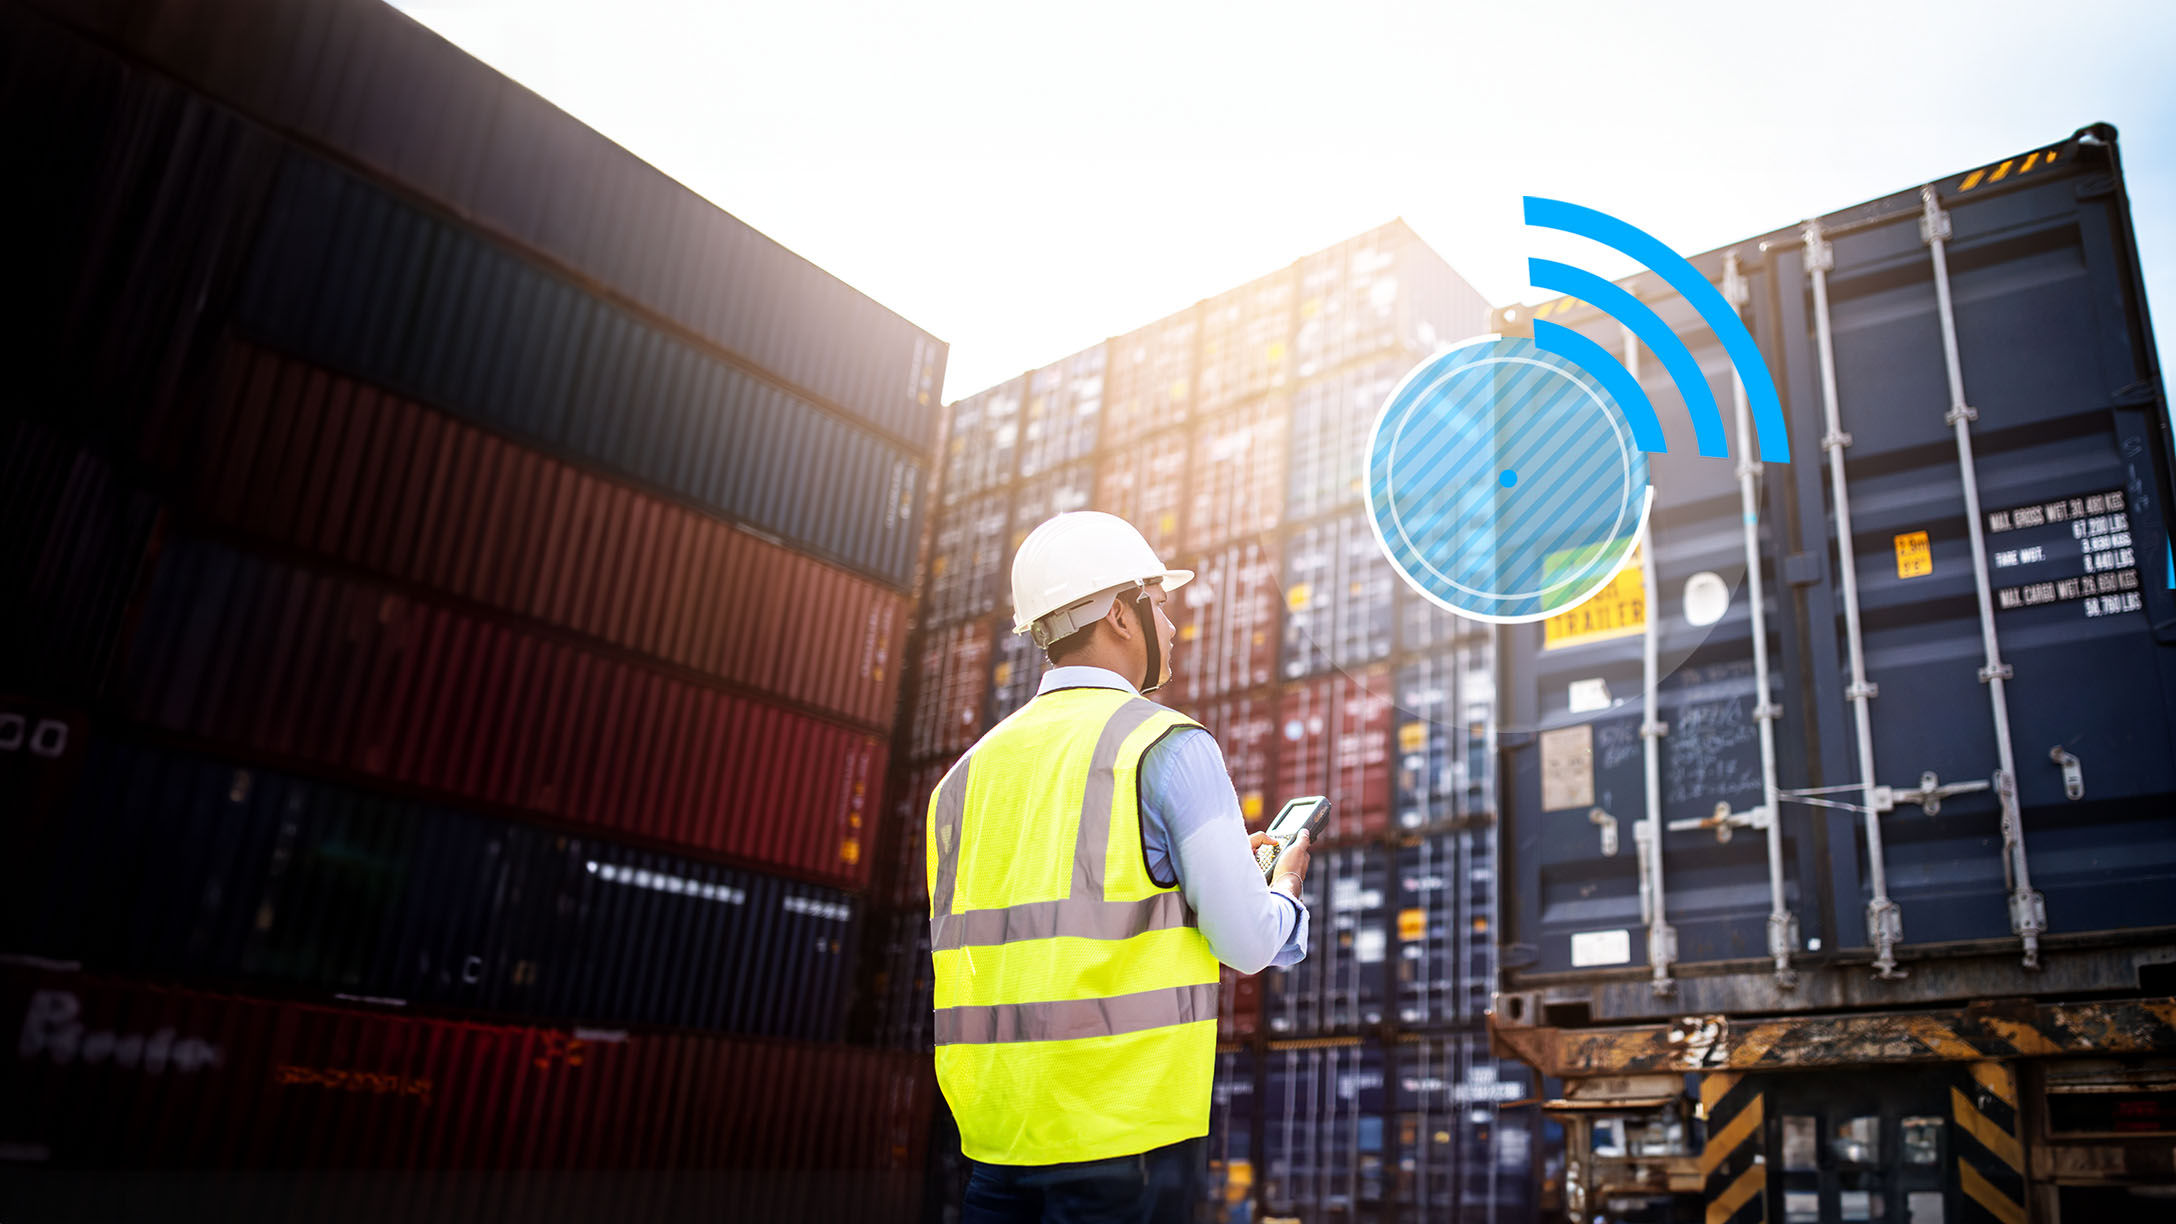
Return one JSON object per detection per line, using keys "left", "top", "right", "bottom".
{"left": 1035, "top": 665, "right": 1309, "bottom": 973}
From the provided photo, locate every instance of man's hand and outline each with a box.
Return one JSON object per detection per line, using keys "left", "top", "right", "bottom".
{"left": 1251, "top": 829, "right": 1312, "bottom": 901}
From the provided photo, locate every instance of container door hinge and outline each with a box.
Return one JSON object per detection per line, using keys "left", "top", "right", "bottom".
{"left": 2051, "top": 746, "right": 2084, "bottom": 800}
{"left": 1768, "top": 911, "right": 1802, "bottom": 988}
{"left": 1802, "top": 223, "right": 1835, "bottom": 272}
{"left": 1648, "top": 923, "right": 1678, "bottom": 998}
{"left": 1867, "top": 899, "right": 1907, "bottom": 980}
{"left": 1919, "top": 187, "right": 1954, "bottom": 244}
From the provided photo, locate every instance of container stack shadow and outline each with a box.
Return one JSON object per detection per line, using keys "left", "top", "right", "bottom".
{"left": 0, "top": 1, "right": 945, "bottom": 1220}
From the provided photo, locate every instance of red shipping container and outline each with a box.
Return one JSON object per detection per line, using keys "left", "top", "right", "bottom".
{"left": 123, "top": 538, "right": 882, "bottom": 888}
{"left": 193, "top": 344, "right": 906, "bottom": 730}
{"left": 1093, "top": 432, "right": 1189, "bottom": 562}
{"left": 1, "top": 967, "right": 932, "bottom": 1219}
{"left": 1275, "top": 668, "right": 1393, "bottom": 842}
{"left": 1166, "top": 542, "right": 1281, "bottom": 707}
{"left": 1102, "top": 305, "right": 1199, "bottom": 448}
{"left": 1185, "top": 692, "right": 1279, "bottom": 831}
{"left": 1186, "top": 395, "right": 1288, "bottom": 551}
{"left": 904, "top": 621, "right": 991, "bottom": 761}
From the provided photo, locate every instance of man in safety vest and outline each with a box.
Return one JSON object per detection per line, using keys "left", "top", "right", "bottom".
{"left": 927, "top": 510, "right": 1313, "bottom": 1223}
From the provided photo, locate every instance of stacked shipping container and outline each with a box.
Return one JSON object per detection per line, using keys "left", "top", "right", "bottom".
{"left": 889, "top": 222, "right": 1544, "bottom": 1219}
{"left": 1, "top": 0, "right": 944, "bottom": 1217}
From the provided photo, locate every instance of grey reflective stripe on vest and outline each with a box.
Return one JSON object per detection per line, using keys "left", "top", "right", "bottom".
{"left": 932, "top": 981, "right": 1219, "bottom": 1045}
{"left": 1068, "top": 697, "right": 1170, "bottom": 899}
{"left": 928, "top": 757, "right": 974, "bottom": 918}
{"left": 930, "top": 889, "right": 1191, "bottom": 952}
{"left": 930, "top": 695, "right": 1170, "bottom": 924}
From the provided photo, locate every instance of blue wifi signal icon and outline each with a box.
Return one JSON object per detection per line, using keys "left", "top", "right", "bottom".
{"left": 1364, "top": 197, "right": 1789, "bottom": 624}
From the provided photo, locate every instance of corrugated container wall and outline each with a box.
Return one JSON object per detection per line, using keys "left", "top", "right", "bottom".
{"left": 1494, "top": 126, "right": 2176, "bottom": 1024}
{"left": 17, "top": 738, "right": 861, "bottom": 1038}
{"left": 3, "top": 5, "right": 954, "bottom": 1218}
{"left": 2, "top": 965, "right": 933, "bottom": 1221}
{"left": 1103, "top": 306, "right": 1200, "bottom": 448}
{"left": 1019, "top": 345, "right": 1104, "bottom": 478}
{"left": 18, "top": 0, "right": 947, "bottom": 450}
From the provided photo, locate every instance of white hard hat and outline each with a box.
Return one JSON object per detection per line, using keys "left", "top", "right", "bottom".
{"left": 1011, "top": 511, "right": 1194, "bottom": 648}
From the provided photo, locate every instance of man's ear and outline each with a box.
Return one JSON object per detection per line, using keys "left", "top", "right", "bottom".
{"left": 1105, "top": 594, "right": 1135, "bottom": 641}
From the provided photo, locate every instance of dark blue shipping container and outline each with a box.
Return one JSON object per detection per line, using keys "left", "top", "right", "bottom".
{"left": 1262, "top": 1042, "right": 1389, "bottom": 1221}
{"left": 987, "top": 616, "right": 1047, "bottom": 725}
{"left": 1281, "top": 512, "right": 1396, "bottom": 681}
{"left": 1204, "top": 1049, "right": 1257, "bottom": 1223}
{"left": 8, "top": 737, "right": 860, "bottom": 1040}
{"left": 1263, "top": 846, "right": 1393, "bottom": 1036}
{"left": 0, "top": 422, "right": 161, "bottom": 701}
{"left": 0, "top": 8, "right": 280, "bottom": 448}
{"left": 1286, "top": 355, "right": 1408, "bottom": 524}
{"left": 1497, "top": 126, "right": 2176, "bottom": 1022}
{"left": 1394, "top": 831, "right": 1497, "bottom": 1029}
{"left": 1019, "top": 345, "right": 1105, "bottom": 479}
{"left": 1394, "top": 647, "right": 1497, "bottom": 832}
{"left": 18, "top": 0, "right": 948, "bottom": 451}
{"left": 235, "top": 157, "right": 928, "bottom": 588}
{"left": 1009, "top": 459, "right": 1098, "bottom": 568}
{"left": 870, "top": 908, "right": 935, "bottom": 1053}
{"left": 941, "top": 376, "right": 1024, "bottom": 506}
{"left": 1391, "top": 1033, "right": 1538, "bottom": 1224}
{"left": 925, "top": 491, "right": 1011, "bottom": 627}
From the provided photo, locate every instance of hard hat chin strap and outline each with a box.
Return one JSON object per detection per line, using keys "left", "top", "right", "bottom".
{"left": 1132, "top": 585, "right": 1164, "bottom": 695}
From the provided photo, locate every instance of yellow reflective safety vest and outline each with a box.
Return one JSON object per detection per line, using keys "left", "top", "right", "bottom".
{"left": 925, "top": 686, "right": 1222, "bottom": 1165}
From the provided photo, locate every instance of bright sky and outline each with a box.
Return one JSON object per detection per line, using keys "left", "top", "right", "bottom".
{"left": 392, "top": 0, "right": 2176, "bottom": 406}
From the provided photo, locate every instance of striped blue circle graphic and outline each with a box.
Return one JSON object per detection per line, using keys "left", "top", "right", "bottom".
{"left": 1365, "top": 336, "right": 1652, "bottom": 623}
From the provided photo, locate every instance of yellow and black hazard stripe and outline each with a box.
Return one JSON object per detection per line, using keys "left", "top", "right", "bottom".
{"left": 1700, "top": 1071, "right": 1767, "bottom": 1224}
{"left": 1951, "top": 1061, "right": 2026, "bottom": 1224}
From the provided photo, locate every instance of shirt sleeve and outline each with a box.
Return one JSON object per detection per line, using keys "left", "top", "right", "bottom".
{"left": 1138, "top": 727, "right": 1310, "bottom": 975}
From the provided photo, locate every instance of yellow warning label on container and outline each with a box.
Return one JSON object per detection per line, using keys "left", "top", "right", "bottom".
{"left": 1158, "top": 513, "right": 1177, "bottom": 538}
{"left": 1396, "top": 723, "right": 1427, "bottom": 753}
{"left": 1285, "top": 583, "right": 1312, "bottom": 610}
{"left": 1543, "top": 543, "right": 1646, "bottom": 649}
{"left": 1894, "top": 530, "right": 1933, "bottom": 579}
{"left": 1179, "top": 623, "right": 1199, "bottom": 641}
{"left": 992, "top": 662, "right": 1013, "bottom": 686}
{"left": 1398, "top": 908, "right": 1426, "bottom": 941}
{"left": 1241, "top": 792, "right": 1263, "bottom": 822}
{"left": 839, "top": 839, "right": 861, "bottom": 864}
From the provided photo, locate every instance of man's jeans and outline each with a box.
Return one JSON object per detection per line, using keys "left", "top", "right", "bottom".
{"left": 960, "top": 1136, "right": 1205, "bottom": 1224}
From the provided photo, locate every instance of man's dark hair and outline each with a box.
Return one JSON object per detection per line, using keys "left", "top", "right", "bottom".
{"left": 1044, "top": 623, "right": 1097, "bottom": 665}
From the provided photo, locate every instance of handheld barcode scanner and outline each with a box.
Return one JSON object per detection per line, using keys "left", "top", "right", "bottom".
{"left": 1255, "top": 795, "right": 1331, "bottom": 880}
